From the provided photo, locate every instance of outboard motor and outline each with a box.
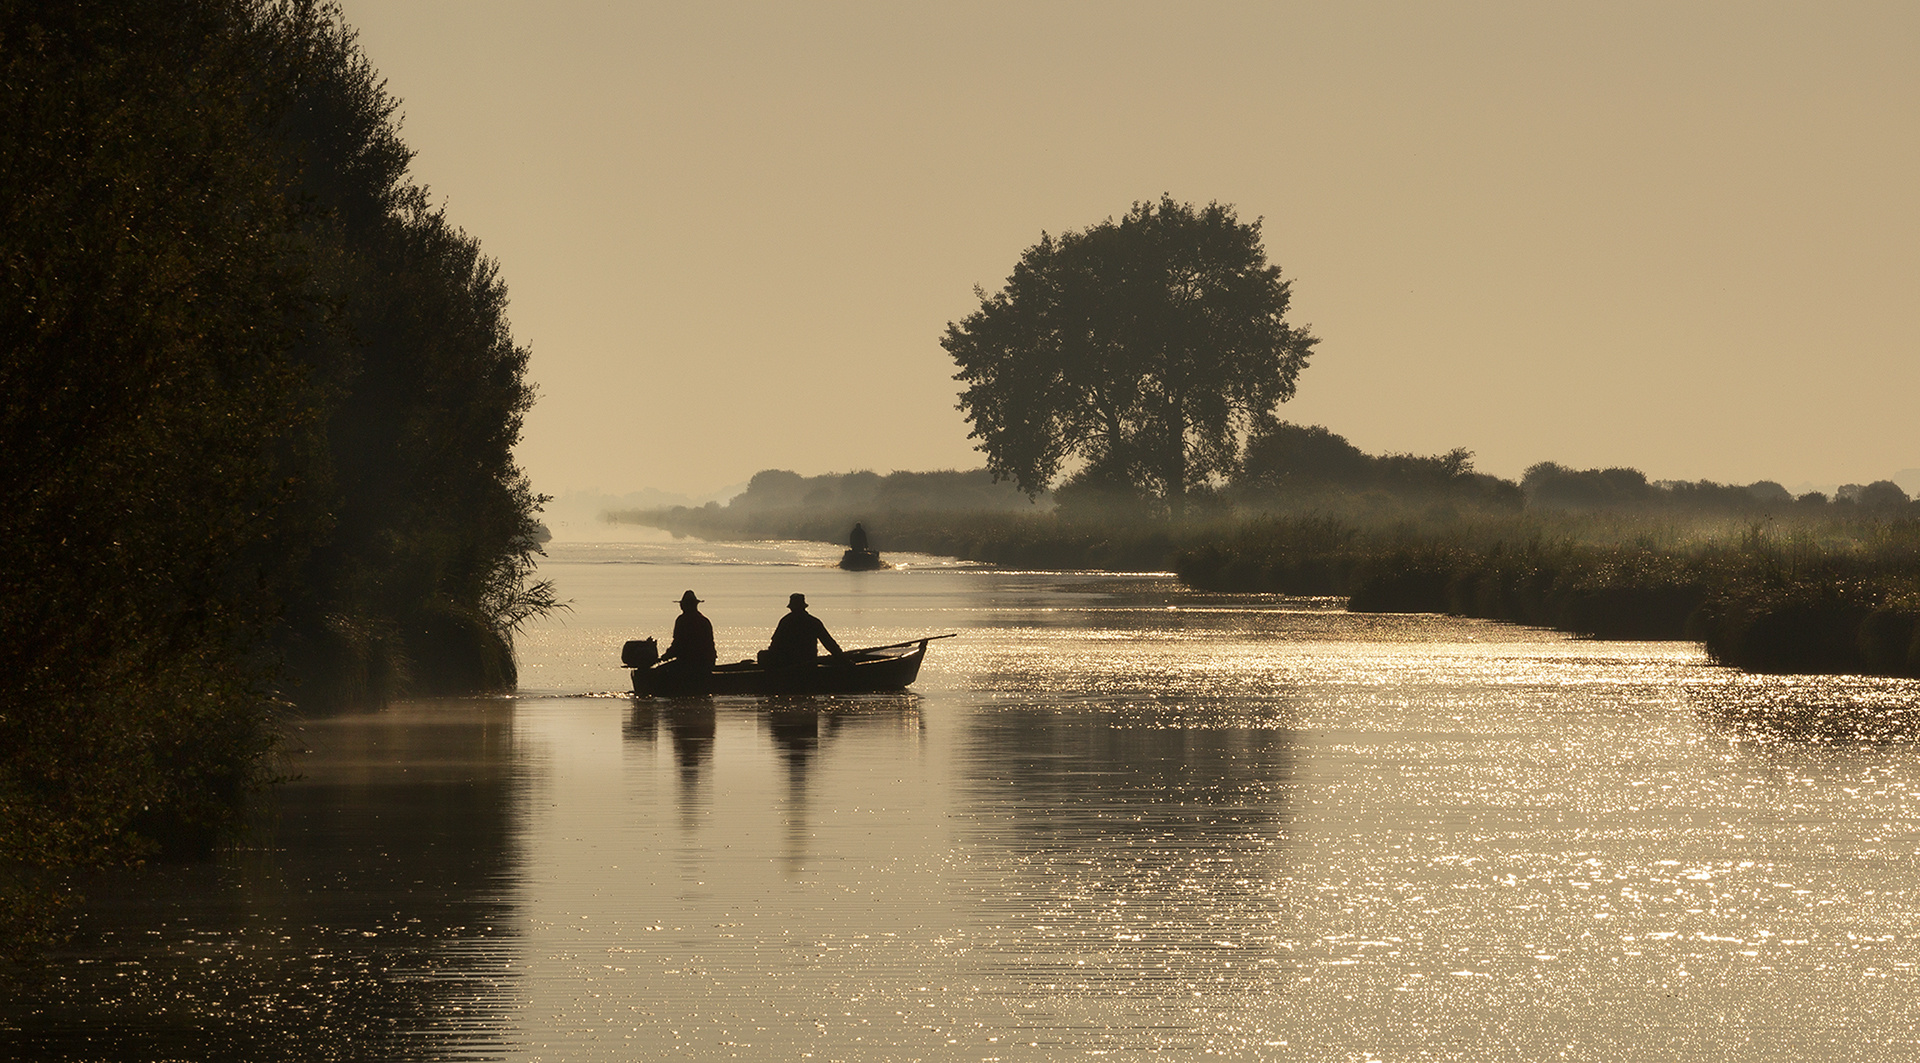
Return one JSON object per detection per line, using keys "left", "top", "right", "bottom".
{"left": 621, "top": 637, "right": 658, "bottom": 669}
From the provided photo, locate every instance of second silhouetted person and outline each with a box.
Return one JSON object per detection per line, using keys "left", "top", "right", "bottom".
{"left": 762, "top": 592, "right": 843, "bottom": 667}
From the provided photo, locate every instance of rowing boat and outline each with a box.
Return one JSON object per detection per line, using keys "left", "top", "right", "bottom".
{"left": 627, "top": 635, "right": 953, "bottom": 697}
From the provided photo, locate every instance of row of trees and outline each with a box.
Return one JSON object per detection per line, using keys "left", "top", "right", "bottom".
{"left": 944, "top": 198, "right": 1913, "bottom": 523}
{"left": 1522, "top": 462, "right": 1913, "bottom": 513}
{"left": 2, "top": 0, "right": 552, "bottom": 922}
{"left": 667, "top": 443, "right": 1896, "bottom": 532}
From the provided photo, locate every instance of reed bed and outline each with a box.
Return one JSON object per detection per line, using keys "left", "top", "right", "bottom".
{"left": 629, "top": 505, "right": 1920, "bottom": 678}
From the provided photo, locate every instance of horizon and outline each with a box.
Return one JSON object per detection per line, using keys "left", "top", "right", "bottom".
{"left": 339, "top": 1, "right": 1918, "bottom": 499}
{"left": 545, "top": 462, "right": 1920, "bottom": 524}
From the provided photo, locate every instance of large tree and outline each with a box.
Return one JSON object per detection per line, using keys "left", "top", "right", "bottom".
{"left": 943, "top": 196, "right": 1318, "bottom": 517}
{"left": 0, "top": 0, "right": 553, "bottom": 937}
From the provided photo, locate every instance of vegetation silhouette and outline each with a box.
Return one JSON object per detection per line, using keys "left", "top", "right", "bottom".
{"left": 943, "top": 196, "right": 1318, "bottom": 519}
{"left": 1234, "top": 421, "right": 1521, "bottom": 515}
{"left": 628, "top": 441, "right": 1920, "bottom": 682}
{"left": 1, "top": 0, "right": 554, "bottom": 941}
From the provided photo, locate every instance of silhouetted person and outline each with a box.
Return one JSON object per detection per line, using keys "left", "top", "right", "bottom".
{"left": 849, "top": 522, "right": 869, "bottom": 552}
{"left": 658, "top": 589, "right": 716, "bottom": 680}
{"left": 762, "top": 592, "right": 843, "bottom": 667}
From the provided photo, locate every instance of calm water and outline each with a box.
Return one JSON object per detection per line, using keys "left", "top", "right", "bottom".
{"left": 9, "top": 530, "right": 1920, "bottom": 1060}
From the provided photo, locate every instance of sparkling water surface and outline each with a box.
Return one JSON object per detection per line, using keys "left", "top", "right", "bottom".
{"left": 8, "top": 529, "right": 1920, "bottom": 1060}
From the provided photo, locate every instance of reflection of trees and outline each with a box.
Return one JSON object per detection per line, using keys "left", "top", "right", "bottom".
{"left": 1, "top": 701, "right": 521, "bottom": 1061}
{"left": 958, "top": 708, "right": 1298, "bottom": 988}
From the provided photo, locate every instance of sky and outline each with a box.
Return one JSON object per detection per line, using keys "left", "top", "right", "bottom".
{"left": 337, "top": 1, "right": 1918, "bottom": 501}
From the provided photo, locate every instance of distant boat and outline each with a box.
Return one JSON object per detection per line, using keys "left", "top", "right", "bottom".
{"left": 625, "top": 635, "right": 952, "bottom": 697}
{"left": 839, "top": 548, "right": 887, "bottom": 570}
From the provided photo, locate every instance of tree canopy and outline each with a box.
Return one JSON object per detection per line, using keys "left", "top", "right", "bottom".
{"left": 943, "top": 196, "right": 1318, "bottom": 517}
{"left": 0, "top": 0, "right": 553, "bottom": 930}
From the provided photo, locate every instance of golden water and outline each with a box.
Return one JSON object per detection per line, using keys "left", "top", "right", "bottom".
{"left": 9, "top": 532, "right": 1920, "bottom": 1060}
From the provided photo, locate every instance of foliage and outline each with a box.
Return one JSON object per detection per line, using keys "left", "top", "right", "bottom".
{"left": 0, "top": 0, "right": 552, "bottom": 919}
{"left": 1, "top": 0, "right": 315, "bottom": 924}
{"left": 257, "top": 2, "right": 553, "bottom": 703}
{"left": 1176, "top": 511, "right": 1920, "bottom": 676}
{"left": 943, "top": 197, "right": 1318, "bottom": 517}
{"left": 714, "top": 467, "right": 1043, "bottom": 517}
{"left": 1854, "top": 480, "right": 1913, "bottom": 510}
{"left": 1516, "top": 461, "right": 1902, "bottom": 519}
{"left": 1232, "top": 421, "right": 1521, "bottom": 514}
{"left": 633, "top": 461, "right": 1920, "bottom": 682}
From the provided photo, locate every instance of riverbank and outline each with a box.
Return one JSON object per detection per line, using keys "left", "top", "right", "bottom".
{"left": 625, "top": 506, "right": 1920, "bottom": 679}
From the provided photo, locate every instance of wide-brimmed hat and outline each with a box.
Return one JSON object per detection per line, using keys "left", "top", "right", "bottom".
{"left": 677, "top": 590, "right": 702, "bottom": 605}
{"left": 788, "top": 592, "right": 807, "bottom": 609}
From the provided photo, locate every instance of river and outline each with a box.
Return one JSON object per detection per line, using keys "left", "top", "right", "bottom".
{"left": 8, "top": 530, "right": 1920, "bottom": 1060}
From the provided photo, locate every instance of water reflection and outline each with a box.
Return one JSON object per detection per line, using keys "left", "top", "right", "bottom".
{"left": 23, "top": 538, "right": 1920, "bottom": 1061}
{"left": 0, "top": 699, "right": 521, "bottom": 1063}
{"left": 620, "top": 693, "right": 924, "bottom": 873}
{"left": 961, "top": 709, "right": 1297, "bottom": 1005}
{"left": 1691, "top": 674, "right": 1920, "bottom": 746}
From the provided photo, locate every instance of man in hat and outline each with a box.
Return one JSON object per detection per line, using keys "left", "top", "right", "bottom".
{"left": 658, "top": 590, "right": 716, "bottom": 680}
{"left": 763, "top": 592, "right": 844, "bottom": 667}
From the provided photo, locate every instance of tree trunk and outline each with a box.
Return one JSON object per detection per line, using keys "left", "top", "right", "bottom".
{"left": 1165, "top": 403, "right": 1187, "bottom": 521}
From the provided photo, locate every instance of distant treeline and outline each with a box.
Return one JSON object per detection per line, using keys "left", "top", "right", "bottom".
{"left": 628, "top": 427, "right": 1920, "bottom": 682}
{"left": 2, "top": 0, "right": 552, "bottom": 932}
{"left": 617, "top": 467, "right": 1044, "bottom": 534}
{"left": 1230, "top": 422, "right": 1916, "bottom": 520}
{"left": 633, "top": 423, "right": 1916, "bottom": 531}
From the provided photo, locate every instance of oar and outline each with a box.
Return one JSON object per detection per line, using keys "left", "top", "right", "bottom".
{"left": 841, "top": 633, "right": 957, "bottom": 657}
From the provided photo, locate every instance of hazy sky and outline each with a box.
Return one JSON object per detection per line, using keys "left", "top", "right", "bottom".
{"left": 338, "top": 1, "right": 1917, "bottom": 499}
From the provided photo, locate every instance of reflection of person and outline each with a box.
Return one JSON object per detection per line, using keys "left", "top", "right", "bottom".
{"left": 849, "top": 522, "right": 869, "bottom": 552}
{"left": 763, "top": 592, "right": 843, "bottom": 666}
{"left": 661, "top": 699, "right": 716, "bottom": 781}
{"left": 659, "top": 590, "right": 716, "bottom": 678}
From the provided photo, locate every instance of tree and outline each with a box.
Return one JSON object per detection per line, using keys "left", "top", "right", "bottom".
{"left": 942, "top": 196, "right": 1318, "bottom": 517}
{"left": 0, "top": 0, "right": 555, "bottom": 937}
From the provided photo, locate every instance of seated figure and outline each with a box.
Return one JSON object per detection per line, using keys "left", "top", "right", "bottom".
{"left": 658, "top": 590, "right": 716, "bottom": 679}
{"left": 761, "top": 592, "right": 843, "bottom": 667}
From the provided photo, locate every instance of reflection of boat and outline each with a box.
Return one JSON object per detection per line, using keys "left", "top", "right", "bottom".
{"left": 839, "top": 548, "right": 887, "bottom": 571}
{"left": 628, "top": 636, "right": 951, "bottom": 697}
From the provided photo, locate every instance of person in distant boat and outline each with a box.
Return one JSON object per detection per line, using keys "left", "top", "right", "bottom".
{"left": 658, "top": 590, "right": 716, "bottom": 679}
{"left": 849, "top": 522, "right": 869, "bottom": 553}
{"left": 762, "top": 592, "right": 844, "bottom": 667}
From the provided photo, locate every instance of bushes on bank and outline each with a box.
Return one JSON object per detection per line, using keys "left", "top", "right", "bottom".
{"left": 1176, "top": 515, "right": 1920, "bottom": 676}
{"left": 1, "top": 0, "right": 552, "bottom": 925}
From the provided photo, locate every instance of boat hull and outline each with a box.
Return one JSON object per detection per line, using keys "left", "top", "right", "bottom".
{"left": 631, "top": 642, "right": 926, "bottom": 697}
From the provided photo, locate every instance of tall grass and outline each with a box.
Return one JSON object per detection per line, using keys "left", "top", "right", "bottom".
{"left": 629, "top": 504, "right": 1920, "bottom": 679}
{"left": 1185, "top": 513, "right": 1920, "bottom": 676}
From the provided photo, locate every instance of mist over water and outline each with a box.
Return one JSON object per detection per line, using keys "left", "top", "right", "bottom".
{"left": 9, "top": 531, "right": 1920, "bottom": 1060}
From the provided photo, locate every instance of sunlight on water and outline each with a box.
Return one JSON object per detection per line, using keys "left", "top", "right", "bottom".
{"left": 9, "top": 533, "right": 1920, "bottom": 1060}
